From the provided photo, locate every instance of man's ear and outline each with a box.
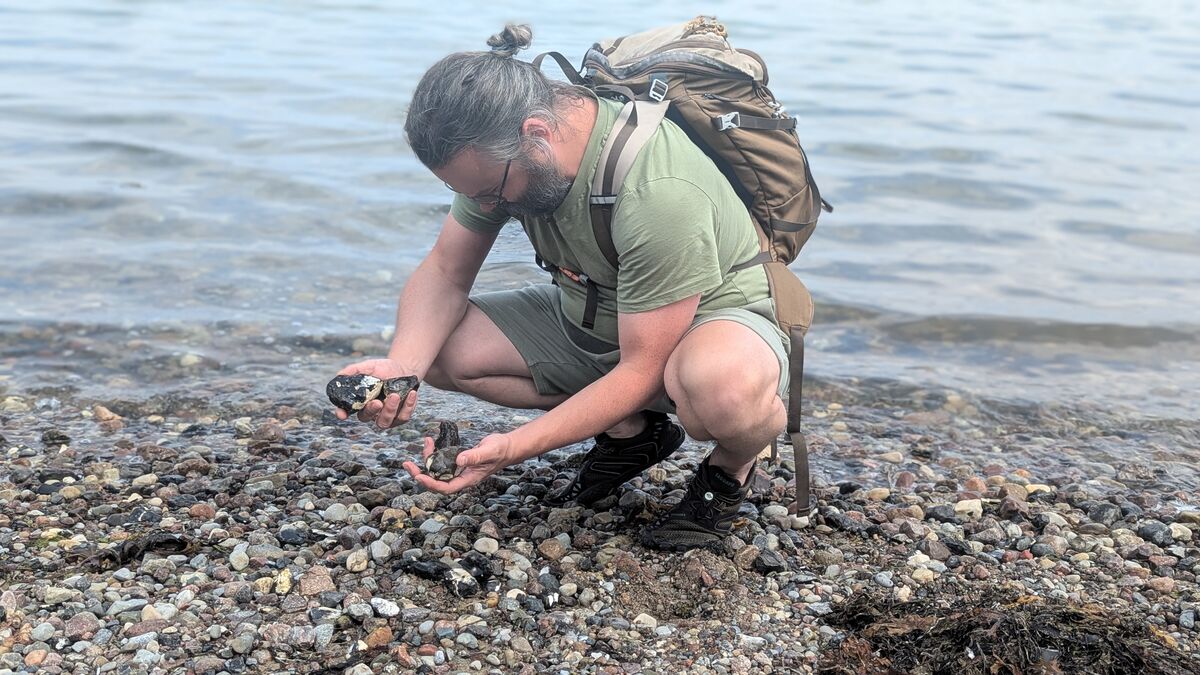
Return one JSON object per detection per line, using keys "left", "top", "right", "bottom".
{"left": 520, "top": 117, "right": 554, "bottom": 142}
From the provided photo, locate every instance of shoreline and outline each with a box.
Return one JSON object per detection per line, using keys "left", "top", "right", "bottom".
{"left": 0, "top": 376, "right": 1197, "bottom": 673}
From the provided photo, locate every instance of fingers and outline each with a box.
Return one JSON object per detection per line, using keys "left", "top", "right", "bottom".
{"left": 402, "top": 460, "right": 475, "bottom": 495}
{"left": 356, "top": 399, "right": 383, "bottom": 424}
{"left": 334, "top": 409, "right": 348, "bottom": 421}
{"left": 454, "top": 447, "right": 483, "bottom": 468}
{"left": 421, "top": 437, "right": 434, "bottom": 460}
{"left": 397, "top": 390, "right": 419, "bottom": 425}
{"left": 374, "top": 393, "right": 402, "bottom": 429}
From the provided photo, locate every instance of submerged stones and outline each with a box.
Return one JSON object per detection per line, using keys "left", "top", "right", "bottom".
{"left": 325, "top": 374, "right": 419, "bottom": 413}
{"left": 426, "top": 421, "right": 464, "bottom": 481}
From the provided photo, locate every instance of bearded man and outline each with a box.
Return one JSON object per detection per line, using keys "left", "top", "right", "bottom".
{"left": 334, "top": 24, "right": 799, "bottom": 551}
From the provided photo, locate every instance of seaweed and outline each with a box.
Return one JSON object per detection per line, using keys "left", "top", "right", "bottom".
{"left": 817, "top": 589, "right": 1193, "bottom": 675}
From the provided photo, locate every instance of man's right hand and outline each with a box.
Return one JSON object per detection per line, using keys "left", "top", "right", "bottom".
{"left": 334, "top": 359, "right": 419, "bottom": 429}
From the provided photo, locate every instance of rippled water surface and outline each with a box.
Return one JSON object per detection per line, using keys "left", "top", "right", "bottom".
{"left": 1, "top": 0, "right": 1198, "bottom": 418}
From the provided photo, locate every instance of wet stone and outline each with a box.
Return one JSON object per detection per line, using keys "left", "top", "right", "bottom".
{"left": 1088, "top": 503, "right": 1122, "bottom": 527}
{"left": 426, "top": 446, "right": 464, "bottom": 482}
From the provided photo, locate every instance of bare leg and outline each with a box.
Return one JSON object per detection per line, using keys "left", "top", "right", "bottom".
{"left": 426, "top": 303, "right": 644, "bottom": 433}
{"left": 664, "top": 320, "right": 785, "bottom": 483}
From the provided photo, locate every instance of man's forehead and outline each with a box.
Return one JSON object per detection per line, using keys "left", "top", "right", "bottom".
{"left": 438, "top": 148, "right": 499, "bottom": 188}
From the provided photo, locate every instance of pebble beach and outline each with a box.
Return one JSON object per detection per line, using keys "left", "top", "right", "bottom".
{"left": 1, "top": 335, "right": 1197, "bottom": 674}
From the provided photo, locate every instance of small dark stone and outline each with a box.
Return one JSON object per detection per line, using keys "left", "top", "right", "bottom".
{"left": 318, "top": 591, "right": 346, "bottom": 607}
{"left": 403, "top": 559, "right": 451, "bottom": 581}
{"left": 1030, "top": 543, "right": 1055, "bottom": 557}
{"left": 309, "top": 607, "right": 341, "bottom": 624}
{"left": 837, "top": 482, "right": 862, "bottom": 495}
{"left": 278, "top": 527, "right": 306, "bottom": 545}
{"left": 337, "top": 527, "right": 360, "bottom": 550}
{"left": 433, "top": 420, "right": 460, "bottom": 450}
{"left": 825, "top": 512, "right": 869, "bottom": 534}
{"left": 941, "top": 536, "right": 973, "bottom": 556}
{"left": 459, "top": 551, "right": 493, "bottom": 583}
{"left": 1119, "top": 501, "right": 1144, "bottom": 518}
{"left": 1139, "top": 521, "right": 1174, "bottom": 547}
{"left": 926, "top": 505, "right": 959, "bottom": 524}
{"left": 521, "top": 595, "right": 546, "bottom": 614}
{"left": 167, "top": 494, "right": 199, "bottom": 509}
{"left": 41, "top": 428, "right": 71, "bottom": 447}
{"left": 383, "top": 376, "right": 420, "bottom": 401}
{"left": 1088, "top": 503, "right": 1122, "bottom": 527}
{"left": 753, "top": 549, "right": 788, "bottom": 574}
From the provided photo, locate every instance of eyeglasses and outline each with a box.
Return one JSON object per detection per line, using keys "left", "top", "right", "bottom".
{"left": 444, "top": 159, "right": 512, "bottom": 207}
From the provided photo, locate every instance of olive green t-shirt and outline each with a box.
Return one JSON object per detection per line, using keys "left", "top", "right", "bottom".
{"left": 451, "top": 92, "right": 772, "bottom": 345}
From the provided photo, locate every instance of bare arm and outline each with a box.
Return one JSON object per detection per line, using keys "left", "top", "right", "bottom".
{"left": 405, "top": 292, "right": 702, "bottom": 494}
{"left": 336, "top": 213, "right": 497, "bottom": 424}
{"left": 385, "top": 213, "right": 498, "bottom": 377}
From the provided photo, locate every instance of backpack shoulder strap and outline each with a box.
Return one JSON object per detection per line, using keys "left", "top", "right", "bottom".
{"left": 530, "top": 51, "right": 585, "bottom": 85}
{"left": 589, "top": 99, "right": 669, "bottom": 270}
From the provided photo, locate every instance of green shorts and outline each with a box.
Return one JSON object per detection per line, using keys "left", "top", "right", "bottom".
{"left": 470, "top": 284, "right": 790, "bottom": 413}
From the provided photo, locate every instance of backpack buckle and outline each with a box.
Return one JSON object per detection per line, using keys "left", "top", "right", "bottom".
{"left": 648, "top": 77, "right": 669, "bottom": 102}
{"left": 716, "top": 111, "right": 741, "bottom": 131}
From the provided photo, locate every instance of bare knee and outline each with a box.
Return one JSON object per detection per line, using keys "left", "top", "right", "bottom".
{"left": 668, "top": 329, "right": 779, "bottom": 439}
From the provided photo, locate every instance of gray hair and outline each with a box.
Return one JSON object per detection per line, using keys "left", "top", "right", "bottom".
{"left": 404, "top": 23, "right": 582, "bottom": 169}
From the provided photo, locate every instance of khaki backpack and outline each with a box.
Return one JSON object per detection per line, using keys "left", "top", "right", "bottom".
{"left": 534, "top": 16, "right": 831, "bottom": 514}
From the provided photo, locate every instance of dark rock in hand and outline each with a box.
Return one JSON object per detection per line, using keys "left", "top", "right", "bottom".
{"left": 326, "top": 375, "right": 384, "bottom": 413}
{"left": 434, "top": 420, "right": 460, "bottom": 450}
{"left": 383, "top": 376, "right": 419, "bottom": 402}
{"left": 426, "top": 445, "right": 465, "bottom": 482}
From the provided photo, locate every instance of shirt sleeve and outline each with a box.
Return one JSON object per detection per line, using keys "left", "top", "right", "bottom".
{"left": 611, "top": 178, "right": 724, "bottom": 314}
{"left": 448, "top": 193, "right": 511, "bottom": 234}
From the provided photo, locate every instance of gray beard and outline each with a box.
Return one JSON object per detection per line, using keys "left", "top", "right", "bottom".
{"left": 505, "top": 157, "right": 573, "bottom": 218}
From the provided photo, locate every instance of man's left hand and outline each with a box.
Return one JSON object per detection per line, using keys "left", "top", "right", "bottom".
{"left": 402, "top": 433, "right": 515, "bottom": 495}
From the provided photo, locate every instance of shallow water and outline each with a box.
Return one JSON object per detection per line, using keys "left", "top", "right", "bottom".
{"left": 1, "top": 1, "right": 1198, "bottom": 422}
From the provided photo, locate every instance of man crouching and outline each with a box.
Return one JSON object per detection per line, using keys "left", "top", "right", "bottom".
{"left": 333, "top": 24, "right": 794, "bottom": 552}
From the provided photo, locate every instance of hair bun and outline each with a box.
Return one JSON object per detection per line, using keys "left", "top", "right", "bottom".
{"left": 486, "top": 23, "right": 533, "bottom": 58}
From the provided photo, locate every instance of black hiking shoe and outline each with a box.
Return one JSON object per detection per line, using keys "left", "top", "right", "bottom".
{"left": 640, "top": 455, "right": 750, "bottom": 552}
{"left": 544, "top": 411, "right": 685, "bottom": 507}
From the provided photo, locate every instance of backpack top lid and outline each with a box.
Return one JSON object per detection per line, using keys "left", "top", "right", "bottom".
{"left": 585, "top": 16, "right": 765, "bottom": 84}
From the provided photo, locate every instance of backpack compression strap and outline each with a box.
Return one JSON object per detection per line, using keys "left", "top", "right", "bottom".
{"left": 788, "top": 330, "right": 813, "bottom": 516}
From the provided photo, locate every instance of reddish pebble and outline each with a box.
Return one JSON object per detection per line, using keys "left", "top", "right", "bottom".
{"left": 963, "top": 477, "right": 988, "bottom": 493}
{"left": 190, "top": 503, "right": 217, "bottom": 520}
{"left": 894, "top": 472, "right": 916, "bottom": 490}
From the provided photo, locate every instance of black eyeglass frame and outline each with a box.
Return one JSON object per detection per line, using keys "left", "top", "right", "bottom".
{"left": 444, "top": 159, "right": 512, "bottom": 207}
